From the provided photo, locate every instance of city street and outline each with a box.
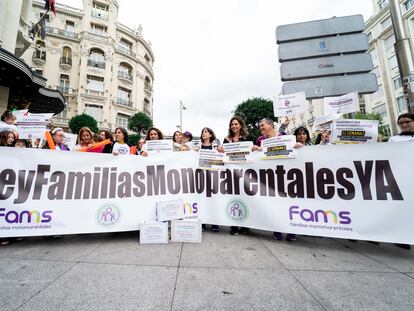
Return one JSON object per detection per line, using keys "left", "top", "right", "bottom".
{"left": 1, "top": 229, "right": 413, "bottom": 311}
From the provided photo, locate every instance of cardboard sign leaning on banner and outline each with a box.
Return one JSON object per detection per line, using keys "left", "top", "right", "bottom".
{"left": 156, "top": 198, "right": 185, "bottom": 222}
{"left": 324, "top": 92, "right": 359, "bottom": 115}
{"left": 145, "top": 140, "right": 173, "bottom": 155}
{"left": 139, "top": 221, "right": 169, "bottom": 244}
{"left": 273, "top": 91, "right": 307, "bottom": 117}
{"left": 223, "top": 141, "right": 253, "bottom": 163}
{"left": 171, "top": 219, "right": 202, "bottom": 243}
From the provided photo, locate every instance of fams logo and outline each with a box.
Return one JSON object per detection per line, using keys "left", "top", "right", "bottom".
{"left": 0, "top": 208, "right": 53, "bottom": 224}
{"left": 289, "top": 206, "right": 351, "bottom": 225}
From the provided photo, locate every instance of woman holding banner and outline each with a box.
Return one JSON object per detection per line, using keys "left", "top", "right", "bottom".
{"left": 99, "top": 130, "right": 114, "bottom": 154}
{"left": 0, "top": 130, "right": 16, "bottom": 147}
{"left": 74, "top": 127, "right": 94, "bottom": 151}
{"left": 255, "top": 118, "right": 297, "bottom": 242}
{"left": 172, "top": 130, "right": 183, "bottom": 151}
{"left": 220, "top": 116, "right": 252, "bottom": 235}
{"left": 112, "top": 127, "right": 130, "bottom": 155}
{"left": 294, "top": 126, "right": 312, "bottom": 146}
{"left": 389, "top": 113, "right": 414, "bottom": 142}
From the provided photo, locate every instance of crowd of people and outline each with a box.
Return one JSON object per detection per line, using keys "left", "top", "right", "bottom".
{"left": 1, "top": 109, "right": 414, "bottom": 248}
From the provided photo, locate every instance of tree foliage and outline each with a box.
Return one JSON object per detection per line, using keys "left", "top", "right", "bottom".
{"left": 128, "top": 112, "right": 153, "bottom": 135}
{"left": 234, "top": 97, "right": 277, "bottom": 141}
{"left": 129, "top": 134, "right": 141, "bottom": 146}
{"left": 68, "top": 113, "right": 99, "bottom": 135}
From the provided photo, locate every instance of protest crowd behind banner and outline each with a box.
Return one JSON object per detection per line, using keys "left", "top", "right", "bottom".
{"left": 1, "top": 107, "right": 414, "bottom": 250}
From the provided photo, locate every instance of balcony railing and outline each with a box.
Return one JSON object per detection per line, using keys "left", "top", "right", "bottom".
{"left": 144, "top": 84, "right": 152, "bottom": 92}
{"left": 91, "top": 10, "right": 109, "bottom": 20}
{"left": 85, "top": 89, "right": 105, "bottom": 97}
{"left": 32, "top": 49, "right": 46, "bottom": 62}
{"left": 87, "top": 59, "right": 106, "bottom": 69}
{"left": 53, "top": 117, "right": 70, "bottom": 125}
{"left": 45, "top": 26, "right": 79, "bottom": 39}
{"left": 144, "top": 106, "right": 151, "bottom": 116}
{"left": 118, "top": 71, "right": 133, "bottom": 82}
{"left": 60, "top": 57, "right": 72, "bottom": 66}
{"left": 116, "top": 97, "right": 132, "bottom": 107}
{"left": 116, "top": 45, "right": 136, "bottom": 58}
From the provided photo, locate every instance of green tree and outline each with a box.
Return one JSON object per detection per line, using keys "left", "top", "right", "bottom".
{"left": 354, "top": 111, "right": 388, "bottom": 141}
{"left": 68, "top": 113, "right": 98, "bottom": 134}
{"left": 234, "top": 97, "right": 277, "bottom": 141}
{"left": 129, "top": 134, "right": 141, "bottom": 146}
{"left": 128, "top": 112, "right": 153, "bottom": 136}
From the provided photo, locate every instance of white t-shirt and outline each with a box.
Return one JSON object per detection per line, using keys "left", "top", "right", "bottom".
{"left": 0, "top": 121, "right": 18, "bottom": 133}
{"left": 112, "top": 142, "right": 130, "bottom": 155}
{"left": 388, "top": 134, "right": 414, "bottom": 142}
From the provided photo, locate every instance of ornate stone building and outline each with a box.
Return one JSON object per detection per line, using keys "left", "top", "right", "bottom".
{"left": 21, "top": 0, "right": 155, "bottom": 131}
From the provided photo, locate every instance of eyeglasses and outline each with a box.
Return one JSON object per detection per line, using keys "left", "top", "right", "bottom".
{"left": 398, "top": 120, "right": 414, "bottom": 126}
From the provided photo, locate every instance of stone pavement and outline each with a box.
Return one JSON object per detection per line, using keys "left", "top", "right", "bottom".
{"left": 0, "top": 229, "right": 413, "bottom": 311}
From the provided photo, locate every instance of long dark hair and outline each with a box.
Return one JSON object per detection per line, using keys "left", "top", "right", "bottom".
{"left": 99, "top": 129, "right": 114, "bottom": 142}
{"left": 294, "top": 126, "right": 311, "bottom": 145}
{"left": 200, "top": 127, "right": 216, "bottom": 144}
{"left": 228, "top": 116, "right": 248, "bottom": 139}
{"left": 0, "top": 131, "right": 16, "bottom": 146}
{"left": 146, "top": 127, "right": 164, "bottom": 140}
{"left": 115, "top": 127, "right": 129, "bottom": 144}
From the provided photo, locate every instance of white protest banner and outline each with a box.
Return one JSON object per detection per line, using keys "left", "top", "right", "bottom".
{"left": 145, "top": 140, "right": 173, "bottom": 155}
{"left": 312, "top": 113, "right": 342, "bottom": 132}
{"left": 198, "top": 149, "right": 224, "bottom": 169}
{"left": 63, "top": 133, "right": 78, "bottom": 151}
{"left": 273, "top": 92, "right": 307, "bottom": 117}
{"left": 15, "top": 111, "right": 47, "bottom": 139}
{"left": 140, "top": 222, "right": 169, "bottom": 244}
{"left": 223, "top": 141, "right": 253, "bottom": 163}
{"left": 331, "top": 119, "right": 379, "bottom": 144}
{"left": 261, "top": 135, "right": 297, "bottom": 159}
{"left": 324, "top": 92, "right": 359, "bottom": 115}
{"left": 171, "top": 220, "right": 202, "bottom": 243}
{"left": 1, "top": 144, "right": 414, "bottom": 245}
{"left": 156, "top": 198, "right": 185, "bottom": 222}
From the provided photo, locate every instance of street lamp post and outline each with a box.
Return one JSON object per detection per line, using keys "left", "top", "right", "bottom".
{"left": 179, "top": 100, "right": 187, "bottom": 132}
{"left": 389, "top": 0, "right": 414, "bottom": 113}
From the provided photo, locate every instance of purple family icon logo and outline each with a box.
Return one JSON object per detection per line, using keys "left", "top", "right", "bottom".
{"left": 97, "top": 205, "right": 120, "bottom": 227}
{"left": 226, "top": 200, "right": 249, "bottom": 223}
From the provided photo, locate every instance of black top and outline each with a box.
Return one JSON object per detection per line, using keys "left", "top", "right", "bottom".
{"left": 201, "top": 144, "right": 213, "bottom": 150}
{"left": 223, "top": 136, "right": 249, "bottom": 143}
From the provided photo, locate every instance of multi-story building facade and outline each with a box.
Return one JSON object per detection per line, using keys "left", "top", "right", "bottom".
{"left": 364, "top": 0, "right": 414, "bottom": 135}
{"left": 21, "top": 0, "right": 155, "bottom": 132}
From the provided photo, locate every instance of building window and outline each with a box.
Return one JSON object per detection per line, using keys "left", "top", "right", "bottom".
{"left": 143, "top": 98, "right": 151, "bottom": 115}
{"left": 116, "top": 113, "right": 130, "bottom": 128}
{"left": 33, "top": 41, "right": 46, "bottom": 61}
{"left": 88, "top": 48, "right": 105, "bottom": 68}
{"left": 60, "top": 46, "right": 72, "bottom": 66}
{"left": 370, "top": 49, "right": 379, "bottom": 67}
{"left": 86, "top": 75, "right": 104, "bottom": 94}
{"left": 378, "top": 0, "right": 388, "bottom": 10}
{"left": 85, "top": 104, "right": 103, "bottom": 122}
{"left": 372, "top": 103, "right": 388, "bottom": 123}
{"left": 396, "top": 96, "right": 408, "bottom": 112}
{"left": 118, "top": 62, "right": 133, "bottom": 81}
{"left": 92, "top": 1, "right": 109, "bottom": 20}
{"left": 144, "top": 76, "right": 152, "bottom": 91}
{"left": 380, "top": 17, "right": 392, "bottom": 29}
{"left": 118, "top": 39, "right": 133, "bottom": 54}
{"left": 144, "top": 53, "right": 151, "bottom": 63}
{"left": 404, "top": 0, "right": 414, "bottom": 11}
{"left": 59, "top": 74, "right": 70, "bottom": 94}
{"left": 117, "top": 87, "right": 132, "bottom": 106}
{"left": 65, "top": 20, "right": 75, "bottom": 33}
{"left": 388, "top": 55, "right": 399, "bottom": 70}
{"left": 91, "top": 23, "right": 107, "bottom": 36}
{"left": 393, "top": 76, "right": 402, "bottom": 90}
{"left": 367, "top": 32, "right": 373, "bottom": 42}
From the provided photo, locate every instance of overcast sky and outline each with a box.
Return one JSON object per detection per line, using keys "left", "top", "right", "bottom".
{"left": 59, "top": 0, "right": 374, "bottom": 140}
